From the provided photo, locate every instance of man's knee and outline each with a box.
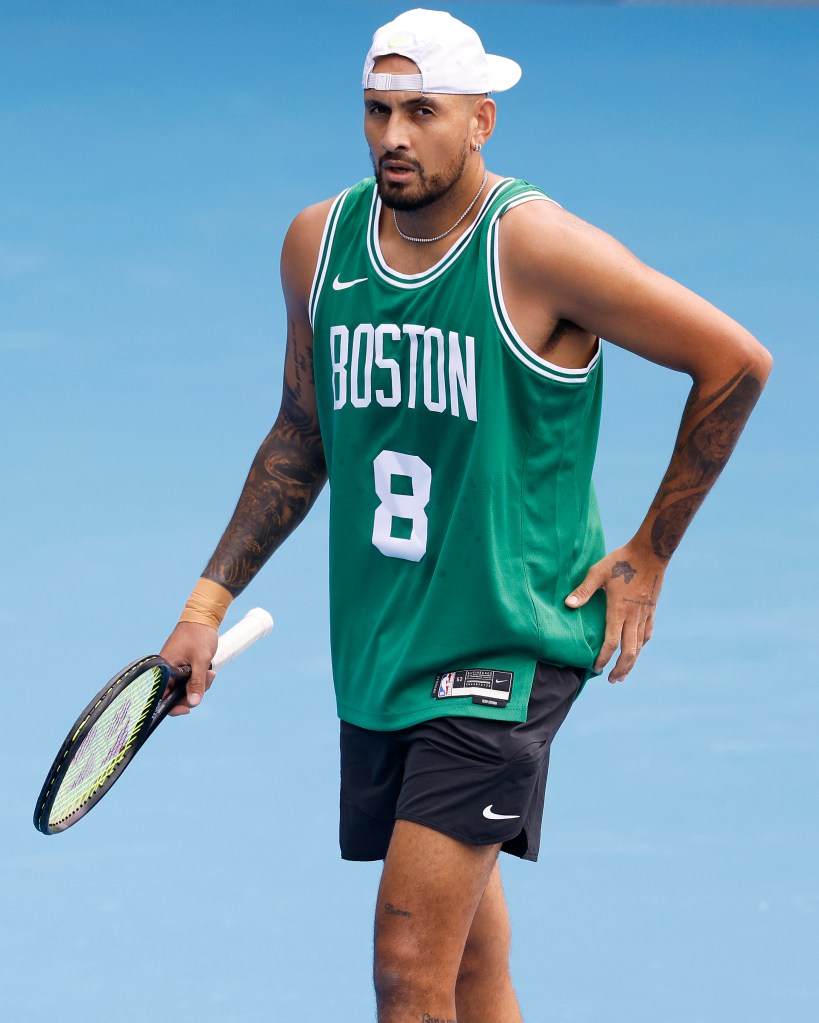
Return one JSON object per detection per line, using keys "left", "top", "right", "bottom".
{"left": 374, "top": 936, "right": 439, "bottom": 1005}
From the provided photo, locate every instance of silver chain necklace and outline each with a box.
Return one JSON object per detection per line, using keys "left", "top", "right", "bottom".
{"left": 392, "top": 171, "right": 488, "bottom": 244}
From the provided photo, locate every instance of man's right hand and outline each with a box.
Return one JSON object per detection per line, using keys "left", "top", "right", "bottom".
{"left": 159, "top": 621, "right": 219, "bottom": 715}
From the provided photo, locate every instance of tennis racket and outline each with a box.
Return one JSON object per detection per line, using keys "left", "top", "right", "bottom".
{"left": 33, "top": 607, "right": 274, "bottom": 835}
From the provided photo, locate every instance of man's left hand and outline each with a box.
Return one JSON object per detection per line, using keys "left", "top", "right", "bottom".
{"left": 565, "top": 545, "right": 666, "bottom": 683}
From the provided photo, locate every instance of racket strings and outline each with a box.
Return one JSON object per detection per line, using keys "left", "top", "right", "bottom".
{"left": 47, "top": 666, "right": 164, "bottom": 827}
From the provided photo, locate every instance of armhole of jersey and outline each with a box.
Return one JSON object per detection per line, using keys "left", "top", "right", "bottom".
{"left": 487, "top": 193, "right": 601, "bottom": 385}
{"left": 308, "top": 189, "right": 351, "bottom": 329}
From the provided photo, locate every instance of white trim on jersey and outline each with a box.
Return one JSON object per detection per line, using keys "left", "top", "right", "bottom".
{"left": 308, "top": 188, "right": 352, "bottom": 329}
{"left": 487, "top": 194, "right": 601, "bottom": 385}
{"left": 366, "top": 178, "right": 514, "bottom": 290}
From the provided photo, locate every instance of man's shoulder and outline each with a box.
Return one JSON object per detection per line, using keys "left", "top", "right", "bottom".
{"left": 496, "top": 182, "right": 599, "bottom": 261}
{"left": 289, "top": 179, "right": 375, "bottom": 241}
{"left": 282, "top": 179, "right": 375, "bottom": 312}
{"left": 487, "top": 177, "right": 576, "bottom": 256}
{"left": 288, "top": 197, "right": 335, "bottom": 240}
{"left": 491, "top": 180, "right": 622, "bottom": 317}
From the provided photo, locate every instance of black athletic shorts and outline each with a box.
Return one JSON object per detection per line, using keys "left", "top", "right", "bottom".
{"left": 339, "top": 661, "right": 585, "bottom": 863}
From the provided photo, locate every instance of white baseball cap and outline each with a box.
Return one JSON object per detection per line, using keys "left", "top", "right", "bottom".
{"left": 362, "top": 8, "right": 522, "bottom": 95}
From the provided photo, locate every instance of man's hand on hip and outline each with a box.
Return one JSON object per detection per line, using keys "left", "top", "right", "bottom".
{"left": 566, "top": 544, "right": 666, "bottom": 683}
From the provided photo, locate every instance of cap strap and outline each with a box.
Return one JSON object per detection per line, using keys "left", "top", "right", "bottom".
{"left": 365, "top": 72, "right": 424, "bottom": 92}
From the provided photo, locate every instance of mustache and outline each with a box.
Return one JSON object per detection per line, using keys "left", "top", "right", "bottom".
{"left": 377, "top": 154, "right": 423, "bottom": 174}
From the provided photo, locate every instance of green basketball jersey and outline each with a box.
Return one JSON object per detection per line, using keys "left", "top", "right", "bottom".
{"left": 309, "top": 176, "right": 606, "bottom": 731}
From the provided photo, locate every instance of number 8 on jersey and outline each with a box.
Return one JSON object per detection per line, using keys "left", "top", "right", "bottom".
{"left": 372, "top": 449, "right": 432, "bottom": 563}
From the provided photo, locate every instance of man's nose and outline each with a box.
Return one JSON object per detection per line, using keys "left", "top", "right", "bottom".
{"left": 381, "top": 113, "right": 410, "bottom": 152}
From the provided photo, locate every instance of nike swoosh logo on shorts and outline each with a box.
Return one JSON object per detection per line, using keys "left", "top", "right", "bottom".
{"left": 483, "top": 805, "right": 520, "bottom": 820}
{"left": 332, "top": 275, "right": 368, "bottom": 290}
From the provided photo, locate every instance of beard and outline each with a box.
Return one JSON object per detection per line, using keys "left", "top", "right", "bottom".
{"left": 372, "top": 144, "right": 470, "bottom": 212}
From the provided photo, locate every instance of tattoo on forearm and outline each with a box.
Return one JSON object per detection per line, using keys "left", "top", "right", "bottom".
{"left": 384, "top": 903, "right": 412, "bottom": 918}
{"left": 611, "top": 560, "right": 636, "bottom": 583}
{"left": 203, "top": 319, "right": 327, "bottom": 594}
{"left": 649, "top": 368, "right": 763, "bottom": 560}
{"left": 421, "top": 1015, "right": 456, "bottom": 1023}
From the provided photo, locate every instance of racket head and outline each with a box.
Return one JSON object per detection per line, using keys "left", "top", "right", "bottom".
{"left": 33, "top": 655, "right": 184, "bottom": 835}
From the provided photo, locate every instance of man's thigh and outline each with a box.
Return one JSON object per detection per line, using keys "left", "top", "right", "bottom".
{"left": 374, "top": 819, "right": 501, "bottom": 991}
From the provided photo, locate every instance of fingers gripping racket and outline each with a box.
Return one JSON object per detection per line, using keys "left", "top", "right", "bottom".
{"left": 33, "top": 608, "right": 274, "bottom": 835}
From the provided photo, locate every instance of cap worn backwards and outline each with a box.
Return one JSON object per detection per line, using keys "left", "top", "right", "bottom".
{"left": 362, "top": 8, "right": 522, "bottom": 96}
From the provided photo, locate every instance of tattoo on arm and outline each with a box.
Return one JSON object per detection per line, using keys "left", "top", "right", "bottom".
{"left": 649, "top": 367, "right": 763, "bottom": 561}
{"left": 421, "top": 1015, "right": 457, "bottom": 1023}
{"left": 202, "top": 319, "right": 327, "bottom": 595}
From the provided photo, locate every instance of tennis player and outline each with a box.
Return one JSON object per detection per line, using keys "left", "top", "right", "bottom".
{"left": 160, "top": 10, "right": 772, "bottom": 1021}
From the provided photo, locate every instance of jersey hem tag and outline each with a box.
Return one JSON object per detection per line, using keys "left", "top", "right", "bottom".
{"left": 432, "top": 668, "right": 514, "bottom": 704}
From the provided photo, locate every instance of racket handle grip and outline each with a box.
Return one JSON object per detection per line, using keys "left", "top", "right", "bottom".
{"left": 212, "top": 608, "right": 274, "bottom": 672}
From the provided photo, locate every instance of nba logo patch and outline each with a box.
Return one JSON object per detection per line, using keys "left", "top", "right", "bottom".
{"left": 437, "top": 672, "right": 456, "bottom": 698}
{"left": 432, "top": 668, "right": 514, "bottom": 706}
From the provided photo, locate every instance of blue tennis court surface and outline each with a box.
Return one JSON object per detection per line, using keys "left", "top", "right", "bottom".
{"left": 1, "top": 3, "right": 816, "bottom": 1020}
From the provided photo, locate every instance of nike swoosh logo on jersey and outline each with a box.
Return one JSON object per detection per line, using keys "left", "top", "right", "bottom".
{"left": 332, "top": 275, "right": 368, "bottom": 290}
{"left": 483, "top": 805, "right": 521, "bottom": 820}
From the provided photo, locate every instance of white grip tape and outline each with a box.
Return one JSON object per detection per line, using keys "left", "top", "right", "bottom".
{"left": 212, "top": 608, "right": 274, "bottom": 672}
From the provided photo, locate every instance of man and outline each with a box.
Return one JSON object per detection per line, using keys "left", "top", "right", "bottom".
{"left": 160, "top": 9, "right": 772, "bottom": 1022}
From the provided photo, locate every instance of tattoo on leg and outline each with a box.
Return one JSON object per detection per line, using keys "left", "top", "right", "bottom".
{"left": 649, "top": 369, "right": 763, "bottom": 560}
{"left": 611, "top": 560, "right": 637, "bottom": 583}
{"left": 384, "top": 903, "right": 413, "bottom": 918}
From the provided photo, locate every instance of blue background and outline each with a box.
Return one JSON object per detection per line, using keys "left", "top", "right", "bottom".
{"left": 2, "top": 2, "right": 816, "bottom": 1020}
